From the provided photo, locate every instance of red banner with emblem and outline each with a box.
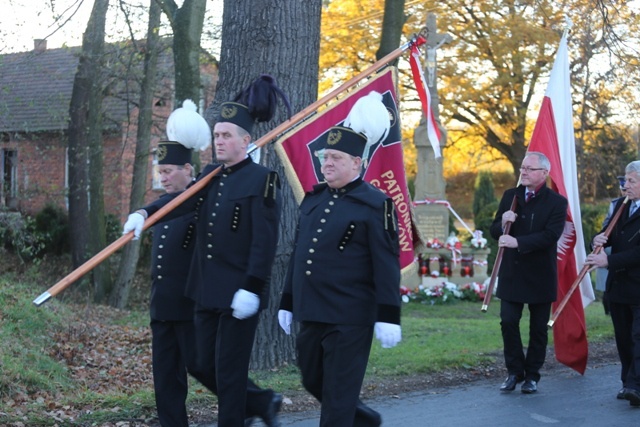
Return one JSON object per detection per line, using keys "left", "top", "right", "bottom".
{"left": 274, "top": 68, "right": 417, "bottom": 274}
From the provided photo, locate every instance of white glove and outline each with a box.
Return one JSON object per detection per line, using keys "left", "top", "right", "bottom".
{"left": 123, "top": 212, "right": 145, "bottom": 240}
{"left": 278, "top": 310, "right": 293, "bottom": 335}
{"left": 374, "top": 322, "right": 401, "bottom": 349}
{"left": 231, "top": 289, "right": 260, "bottom": 319}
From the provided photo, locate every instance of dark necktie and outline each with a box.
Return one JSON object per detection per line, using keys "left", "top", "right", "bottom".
{"left": 526, "top": 191, "right": 534, "bottom": 203}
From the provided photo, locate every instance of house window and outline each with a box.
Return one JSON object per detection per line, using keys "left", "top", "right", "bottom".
{"left": 152, "top": 151, "right": 162, "bottom": 190}
{"left": 2, "top": 149, "right": 18, "bottom": 209}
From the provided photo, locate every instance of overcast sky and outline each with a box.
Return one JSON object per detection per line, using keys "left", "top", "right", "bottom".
{"left": 1, "top": 0, "right": 222, "bottom": 54}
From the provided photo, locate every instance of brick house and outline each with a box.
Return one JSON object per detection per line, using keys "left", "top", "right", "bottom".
{"left": 0, "top": 39, "right": 216, "bottom": 221}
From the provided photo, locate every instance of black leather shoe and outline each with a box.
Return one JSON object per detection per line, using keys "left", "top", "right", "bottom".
{"left": 499, "top": 374, "right": 524, "bottom": 392}
{"left": 261, "top": 392, "right": 283, "bottom": 427}
{"left": 623, "top": 388, "right": 640, "bottom": 407}
{"left": 521, "top": 379, "right": 537, "bottom": 394}
{"left": 617, "top": 388, "right": 627, "bottom": 400}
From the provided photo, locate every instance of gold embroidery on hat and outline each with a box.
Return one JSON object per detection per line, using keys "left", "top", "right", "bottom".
{"left": 157, "top": 145, "right": 168, "bottom": 161}
{"left": 327, "top": 129, "right": 342, "bottom": 145}
{"left": 221, "top": 104, "right": 238, "bottom": 119}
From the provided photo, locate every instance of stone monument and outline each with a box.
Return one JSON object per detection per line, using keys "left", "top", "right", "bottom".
{"left": 411, "top": 13, "right": 491, "bottom": 289}
{"left": 413, "top": 13, "right": 452, "bottom": 244}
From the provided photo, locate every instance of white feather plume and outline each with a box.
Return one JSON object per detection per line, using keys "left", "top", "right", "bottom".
{"left": 166, "top": 99, "right": 212, "bottom": 151}
{"left": 343, "top": 91, "right": 390, "bottom": 159}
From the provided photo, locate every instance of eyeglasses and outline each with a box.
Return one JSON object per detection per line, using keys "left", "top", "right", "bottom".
{"left": 519, "top": 167, "right": 546, "bottom": 172}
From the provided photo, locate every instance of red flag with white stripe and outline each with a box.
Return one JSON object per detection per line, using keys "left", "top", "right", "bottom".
{"left": 409, "top": 43, "right": 442, "bottom": 158}
{"left": 528, "top": 30, "right": 594, "bottom": 374}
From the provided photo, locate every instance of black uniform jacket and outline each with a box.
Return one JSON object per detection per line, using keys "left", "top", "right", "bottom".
{"left": 602, "top": 198, "right": 640, "bottom": 305}
{"left": 149, "top": 194, "right": 196, "bottom": 321}
{"left": 489, "top": 184, "right": 568, "bottom": 304}
{"left": 144, "top": 157, "right": 282, "bottom": 311}
{"left": 280, "top": 179, "right": 401, "bottom": 326}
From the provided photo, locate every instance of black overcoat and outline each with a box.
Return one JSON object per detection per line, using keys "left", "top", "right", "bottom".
{"left": 602, "top": 199, "right": 640, "bottom": 305}
{"left": 489, "top": 184, "right": 568, "bottom": 304}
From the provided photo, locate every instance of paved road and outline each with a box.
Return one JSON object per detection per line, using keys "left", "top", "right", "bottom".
{"left": 273, "top": 362, "right": 639, "bottom": 427}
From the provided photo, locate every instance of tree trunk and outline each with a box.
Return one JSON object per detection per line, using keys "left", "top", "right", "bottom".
{"left": 67, "top": 0, "right": 110, "bottom": 297}
{"left": 172, "top": 0, "right": 206, "bottom": 106}
{"left": 87, "top": 0, "right": 111, "bottom": 303}
{"left": 208, "top": 0, "right": 323, "bottom": 369}
{"left": 376, "top": 0, "right": 407, "bottom": 62}
{"left": 110, "top": 0, "right": 162, "bottom": 309}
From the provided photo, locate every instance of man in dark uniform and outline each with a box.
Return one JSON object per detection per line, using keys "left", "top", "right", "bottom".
{"left": 587, "top": 160, "right": 640, "bottom": 407}
{"left": 490, "top": 151, "right": 568, "bottom": 394}
{"left": 278, "top": 120, "right": 402, "bottom": 426}
{"left": 149, "top": 139, "right": 200, "bottom": 427}
{"left": 124, "top": 77, "right": 288, "bottom": 427}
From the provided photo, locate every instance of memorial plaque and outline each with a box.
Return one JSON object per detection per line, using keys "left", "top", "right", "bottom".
{"left": 414, "top": 203, "right": 449, "bottom": 243}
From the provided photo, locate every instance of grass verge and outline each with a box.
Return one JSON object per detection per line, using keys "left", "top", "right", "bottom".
{"left": 0, "top": 269, "right": 615, "bottom": 425}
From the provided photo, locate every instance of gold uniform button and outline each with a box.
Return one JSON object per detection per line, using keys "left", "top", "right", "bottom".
{"left": 309, "top": 248, "right": 315, "bottom": 253}
{"left": 307, "top": 260, "right": 312, "bottom": 264}
{"left": 305, "top": 271, "right": 311, "bottom": 276}
{"left": 207, "top": 254, "right": 212, "bottom": 259}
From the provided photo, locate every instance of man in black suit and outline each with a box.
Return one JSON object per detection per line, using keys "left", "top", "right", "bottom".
{"left": 595, "top": 175, "right": 627, "bottom": 314}
{"left": 125, "top": 77, "right": 289, "bottom": 426}
{"left": 587, "top": 160, "right": 640, "bottom": 407}
{"left": 278, "top": 95, "right": 402, "bottom": 427}
{"left": 490, "top": 151, "right": 568, "bottom": 394}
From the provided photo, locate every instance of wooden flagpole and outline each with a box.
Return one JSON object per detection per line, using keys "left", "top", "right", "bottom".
{"left": 33, "top": 34, "right": 426, "bottom": 306}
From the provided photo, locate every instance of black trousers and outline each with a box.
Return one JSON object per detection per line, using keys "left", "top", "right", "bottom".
{"left": 500, "top": 300, "right": 551, "bottom": 382}
{"left": 297, "top": 322, "right": 380, "bottom": 427}
{"left": 192, "top": 306, "right": 267, "bottom": 427}
{"left": 151, "top": 318, "right": 273, "bottom": 427}
{"left": 609, "top": 301, "right": 640, "bottom": 391}
{"left": 151, "top": 320, "right": 194, "bottom": 427}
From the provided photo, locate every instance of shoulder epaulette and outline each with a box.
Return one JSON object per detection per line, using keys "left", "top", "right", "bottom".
{"left": 263, "top": 171, "right": 280, "bottom": 207}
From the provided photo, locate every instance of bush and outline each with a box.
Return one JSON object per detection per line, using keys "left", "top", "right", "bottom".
{"left": 0, "top": 211, "right": 46, "bottom": 262}
{"left": 34, "top": 204, "right": 70, "bottom": 255}
{"left": 581, "top": 201, "right": 610, "bottom": 253}
{"left": 472, "top": 171, "right": 497, "bottom": 218}
{"left": 474, "top": 200, "right": 500, "bottom": 271}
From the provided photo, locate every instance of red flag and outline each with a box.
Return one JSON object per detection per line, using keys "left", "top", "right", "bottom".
{"left": 409, "top": 43, "right": 442, "bottom": 157}
{"left": 528, "top": 30, "right": 594, "bottom": 374}
{"left": 274, "top": 68, "right": 418, "bottom": 275}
